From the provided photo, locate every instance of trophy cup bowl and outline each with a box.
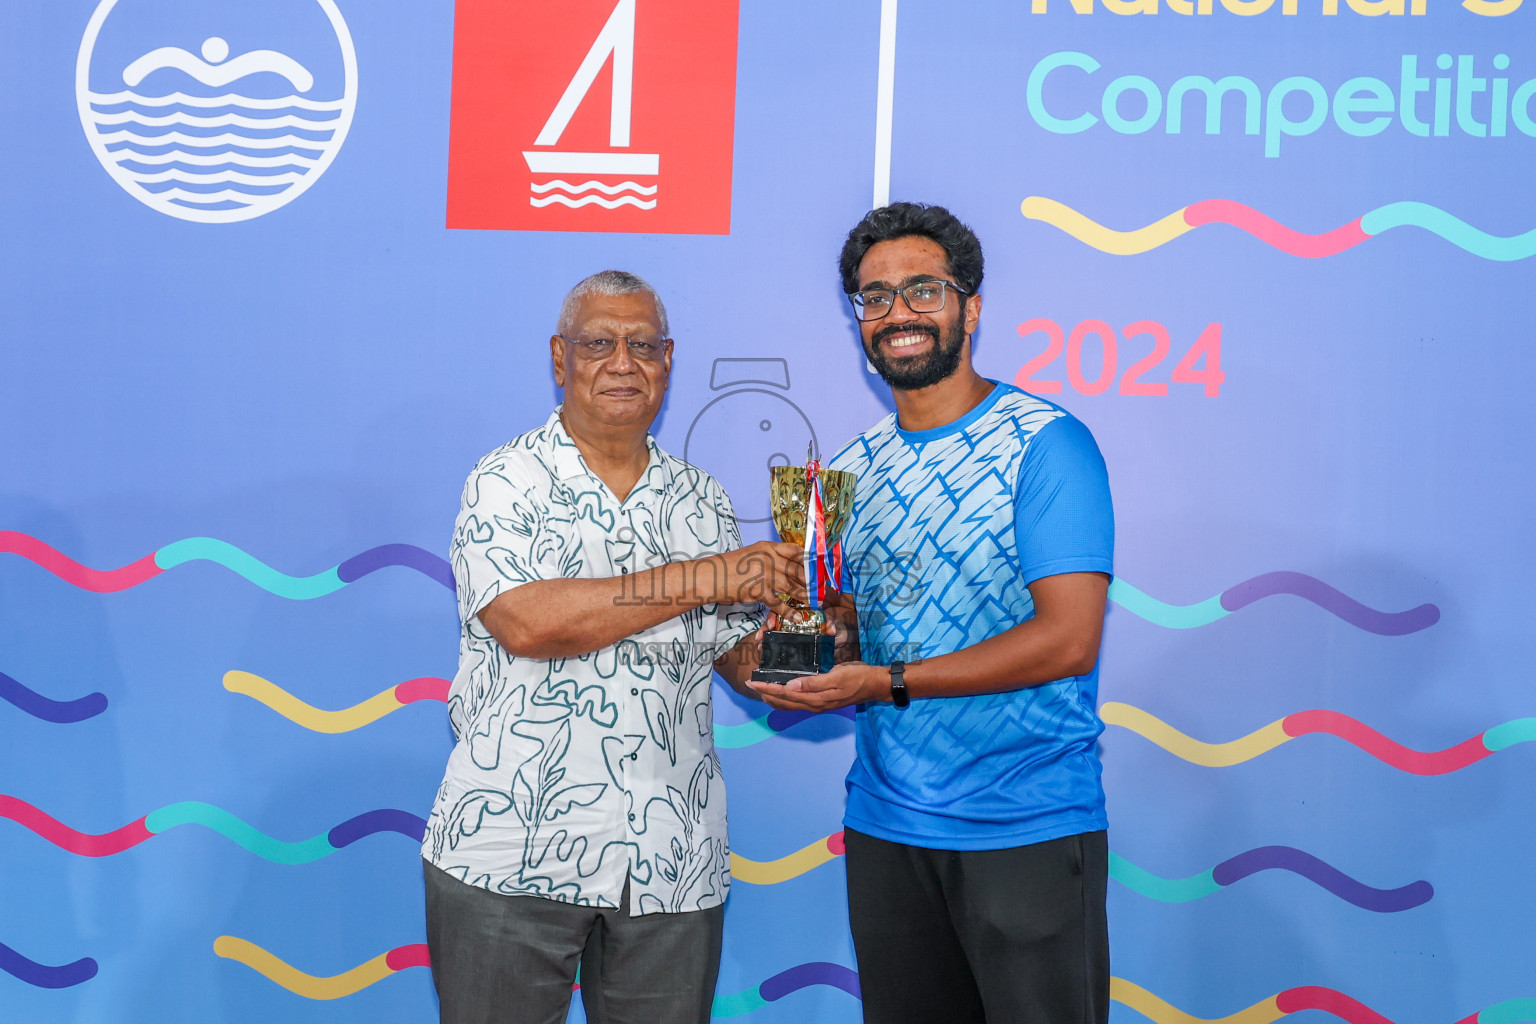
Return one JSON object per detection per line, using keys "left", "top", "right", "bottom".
{"left": 750, "top": 464, "right": 857, "bottom": 684}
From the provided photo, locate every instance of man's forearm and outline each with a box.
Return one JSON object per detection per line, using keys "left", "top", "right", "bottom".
{"left": 482, "top": 560, "right": 718, "bottom": 659}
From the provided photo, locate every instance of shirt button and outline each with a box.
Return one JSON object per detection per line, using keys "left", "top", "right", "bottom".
{"left": 628, "top": 813, "right": 636, "bottom": 822}
{"left": 630, "top": 687, "right": 638, "bottom": 695}
{"left": 629, "top": 753, "right": 638, "bottom": 761}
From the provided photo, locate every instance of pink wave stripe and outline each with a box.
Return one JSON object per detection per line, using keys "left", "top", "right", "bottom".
{"left": 0, "top": 532, "right": 162, "bottom": 593}
{"left": 1283, "top": 710, "right": 1492, "bottom": 775}
{"left": 394, "top": 678, "right": 451, "bottom": 704}
{"left": 0, "top": 795, "right": 152, "bottom": 856}
{"left": 384, "top": 944, "right": 431, "bottom": 972}
{"left": 1276, "top": 985, "right": 1398, "bottom": 1024}
{"left": 1184, "top": 200, "right": 1370, "bottom": 258}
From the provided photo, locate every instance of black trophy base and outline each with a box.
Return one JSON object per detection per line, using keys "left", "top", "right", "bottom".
{"left": 749, "top": 629, "right": 835, "bottom": 684}
{"left": 750, "top": 629, "right": 835, "bottom": 684}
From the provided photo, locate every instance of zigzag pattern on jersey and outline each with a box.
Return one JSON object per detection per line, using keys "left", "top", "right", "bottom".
{"left": 836, "top": 391, "right": 1097, "bottom": 767}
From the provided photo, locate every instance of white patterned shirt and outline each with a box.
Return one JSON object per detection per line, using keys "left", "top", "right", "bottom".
{"left": 422, "top": 410, "right": 764, "bottom": 914}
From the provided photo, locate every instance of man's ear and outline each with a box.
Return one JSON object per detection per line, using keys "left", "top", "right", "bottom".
{"left": 964, "top": 291, "right": 982, "bottom": 336}
{"left": 550, "top": 335, "right": 565, "bottom": 388}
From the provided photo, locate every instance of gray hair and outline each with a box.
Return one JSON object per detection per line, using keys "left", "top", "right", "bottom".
{"left": 556, "top": 269, "right": 670, "bottom": 337}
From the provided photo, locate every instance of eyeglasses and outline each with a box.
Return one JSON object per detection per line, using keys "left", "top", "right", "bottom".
{"left": 849, "top": 280, "right": 968, "bottom": 322}
{"left": 558, "top": 333, "right": 668, "bottom": 362}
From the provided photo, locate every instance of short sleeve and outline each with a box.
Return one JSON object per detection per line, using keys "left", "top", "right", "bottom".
{"left": 706, "top": 477, "right": 767, "bottom": 653}
{"left": 450, "top": 455, "right": 566, "bottom": 625}
{"left": 1013, "top": 414, "right": 1114, "bottom": 585}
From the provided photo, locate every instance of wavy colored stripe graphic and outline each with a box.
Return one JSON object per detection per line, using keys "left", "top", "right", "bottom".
{"left": 1, "top": 795, "right": 425, "bottom": 862}
{"left": 0, "top": 671, "right": 107, "bottom": 723}
{"left": 714, "top": 706, "right": 855, "bottom": 749}
{"left": 223, "top": 671, "right": 451, "bottom": 732}
{"left": 1110, "top": 848, "right": 1432, "bottom": 913}
{"left": 737, "top": 830, "right": 1421, "bottom": 910}
{"left": 732, "top": 831, "right": 847, "bottom": 885}
{"left": 218, "top": 937, "right": 859, "bottom": 1013}
{"left": 1113, "top": 979, "right": 1536, "bottom": 1024}
{"left": 1107, "top": 574, "right": 1439, "bottom": 635}
{"left": 1, "top": 533, "right": 453, "bottom": 597}
{"left": 1023, "top": 197, "right": 1536, "bottom": 261}
{"left": 1103, "top": 703, "right": 1536, "bottom": 775}
{"left": 3, "top": 534, "right": 1435, "bottom": 635}
{"left": 0, "top": 941, "right": 99, "bottom": 989}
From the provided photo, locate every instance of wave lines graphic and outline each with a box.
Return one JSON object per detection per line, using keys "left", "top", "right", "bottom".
{"left": 0, "top": 940, "right": 98, "bottom": 989}
{"left": 1103, "top": 703, "right": 1536, "bottom": 774}
{"left": 1, "top": 795, "right": 425, "bottom": 863}
{"left": 1112, "top": 978, "right": 1536, "bottom": 1024}
{"left": 224, "top": 671, "right": 450, "bottom": 732}
{"left": 1, "top": 533, "right": 453, "bottom": 597}
{"left": 1110, "top": 848, "right": 1431, "bottom": 912}
{"left": 2, "top": 534, "right": 1438, "bottom": 635}
{"left": 530, "top": 194, "right": 658, "bottom": 210}
{"left": 1022, "top": 197, "right": 1536, "bottom": 261}
{"left": 733, "top": 829, "right": 1419, "bottom": 909}
{"left": 531, "top": 179, "right": 657, "bottom": 196}
{"left": 216, "top": 937, "right": 859, "bottom": 1011}
{"left": 90, "top": 90, "right": 346, "bottom": 112}
{"left": 1108, "top": 573, "right": 1438, "bottom": 635}
{"left": 0, "top": 671, "right": 107, "bottom": 724}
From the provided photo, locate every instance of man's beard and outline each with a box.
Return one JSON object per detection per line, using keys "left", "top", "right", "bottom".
{"left": 866, "top": 316, "right": 966, "bottom": 391}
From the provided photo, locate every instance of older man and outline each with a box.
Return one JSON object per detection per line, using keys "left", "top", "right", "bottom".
{"left": 422, "top": 270, "right": 803, "bottom": 1024}
{"left": 753, "top": 204, "right": 1115, "bottom": 1024}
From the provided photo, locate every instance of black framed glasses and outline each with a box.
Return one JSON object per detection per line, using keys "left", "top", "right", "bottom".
{"left": 557, "top": 333, "right": 668, "bottom": 362}
{"left": 849, "top": 280, "right": 968, "bottom": 322}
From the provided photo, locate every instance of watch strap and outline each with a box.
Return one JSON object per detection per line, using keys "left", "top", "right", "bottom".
{"left": 889, "top": 660, "right": 909, "bottom": 708}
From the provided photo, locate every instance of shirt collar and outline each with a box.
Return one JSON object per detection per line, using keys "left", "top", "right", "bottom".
{"left": 543, "top": 407, "right": 671, "bottom": 507}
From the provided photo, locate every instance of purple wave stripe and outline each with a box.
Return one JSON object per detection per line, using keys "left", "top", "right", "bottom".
{"left": 0, "top": 941, "right": 99, "bottom": 989}
{"left": 765, "top": 706, "right": 856, "bottom": 733}
{"left": 759, "top": 962, "right": 862, "bottom": 1002}
{"left": 335, "top": 545, "right": 455, "bottom": 591}
{"left": 327, "top": 810, "right": 429, "bottom": 849}
{"left": 1211, "top": 846, "right": 1434, "bottom": 913}
{"left": 1219, "top": 572, "right": 1440, "bottom": 636}
{"left": 0, "top": 671, "right": 107, "bottom": 724}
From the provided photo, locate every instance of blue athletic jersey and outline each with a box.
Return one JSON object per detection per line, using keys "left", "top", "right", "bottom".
{"left": 829, "top": 381, "right": 1114, "bottom": 850}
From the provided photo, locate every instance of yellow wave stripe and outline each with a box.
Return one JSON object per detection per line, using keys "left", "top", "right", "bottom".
{"left": 1112, "top": 978, "right": 1284, "bottom": 1024}
{"left": 222, "top": 671, "right": 403, "bottom": 734}
{"left": 213, "top": 937, "right": 394, "bottom": 999}
{"left": 731, "top": 837, "right": 838, "bottom": 885}
{"left": 1020, "top": 197, "right": 1193, "bottom": 255}
{"left": 1100, "top": 702, "right": 1292, "bottom": 767}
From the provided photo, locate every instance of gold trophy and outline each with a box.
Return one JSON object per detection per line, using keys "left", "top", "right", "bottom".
{"left": 750, "top": 447, "right": 857, "bottom": 683}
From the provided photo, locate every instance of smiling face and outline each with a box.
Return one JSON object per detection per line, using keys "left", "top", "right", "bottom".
{"left": 856, "top": 235, "right": 982, "bottom": 391}
{"left": 551, "top": 290, "right": 673, "bottom": 435}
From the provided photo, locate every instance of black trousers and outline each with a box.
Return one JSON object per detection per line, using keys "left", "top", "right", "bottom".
{"left": 845, "top": 829, "right": 1110, "bottom": 1024}
{"left": 423, "top": 860, "right": 723, "bottom": 1024}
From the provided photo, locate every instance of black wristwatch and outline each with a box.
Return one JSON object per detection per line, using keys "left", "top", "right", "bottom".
{"left": 889, "top": 661, "right": 909, "bottom": 708}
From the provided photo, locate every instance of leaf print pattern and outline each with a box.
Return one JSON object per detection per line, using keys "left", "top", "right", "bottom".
{"left": 423, "top": 411, "right": 765, "bottom": 914}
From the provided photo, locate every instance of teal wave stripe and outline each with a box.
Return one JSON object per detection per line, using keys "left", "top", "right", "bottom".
{"left": 1480, "top": 998, "right": 1536, "bottom": 1024}
{"left": 1108, "top": 852, "right": 1221, "bottom": 902}
{"left": 1482, "top": 718, "right": 1536, "bottom": 752}
{"left": 711, "top": 990, "right": 771, "bottom": 1017}
{"left": 1361, "top": 203, "right": 1536, "bottom": 262}
{"left": 714, "top": 715, "right": 778, "bottom": 749}
{"left": 154, "top": 539, "right": 345, "bottom": 599}
{"left": 1107, "top": 580, "right": 1228, "bottom": 629}
{"left": 144, "top": 803, "right": 337, "bottom": 864}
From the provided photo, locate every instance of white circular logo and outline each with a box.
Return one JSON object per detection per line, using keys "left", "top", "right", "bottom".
{"left": 76, "top": 0, "right": 358, "bottom": 224}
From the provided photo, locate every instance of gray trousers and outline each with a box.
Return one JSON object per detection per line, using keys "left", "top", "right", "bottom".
{"left": 423, "top": 860, "right": 724, "bottom": 1024}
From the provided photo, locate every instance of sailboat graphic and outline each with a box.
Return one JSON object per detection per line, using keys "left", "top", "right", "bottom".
{"left": 76, "top": 0, "right": 357, "bottom": 224}
{"left": 521, "top": 0, "right": 657, "bottom": 211}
